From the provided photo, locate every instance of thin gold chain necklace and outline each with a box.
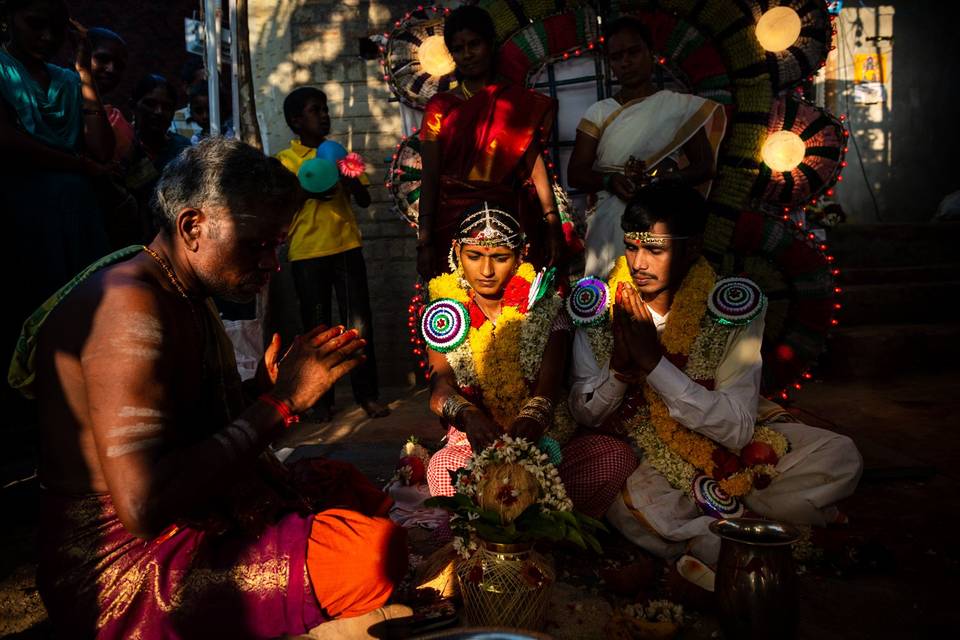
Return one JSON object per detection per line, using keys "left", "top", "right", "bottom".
{"left": 142, "top": 246, "right": 202, "bottom": 331}
{"left": 143, "top": 246, "right": 189, "bottom": 298}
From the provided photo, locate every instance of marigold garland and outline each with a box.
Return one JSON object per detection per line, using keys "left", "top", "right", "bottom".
{"left": 586, "top": 256, "right": 789, "bottom": 498}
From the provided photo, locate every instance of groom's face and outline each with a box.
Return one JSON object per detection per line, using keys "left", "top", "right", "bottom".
{"left": 623, "top": 222, "right": 675, "bottom": 299}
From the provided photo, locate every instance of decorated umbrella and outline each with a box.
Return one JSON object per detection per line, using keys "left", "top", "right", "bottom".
{"left": 381, "top": 6, "right": 457, "bottom": 109}
{"left": 386, "top": 130, "right": 423, "bottom": 228}
{"left": 754, "top": 94, "right": 847, "bottom": 209}
{"left": 747, "top": 0, "right": 835, "bottom": 91}
{"left": 723, "top": 210, "right": 838, "bottom": 396}
{"left": 496, "top": 5, "right": 601, "bottom": 86}
{"left": 478, "top": 0, "right": 589, "bottom": 41}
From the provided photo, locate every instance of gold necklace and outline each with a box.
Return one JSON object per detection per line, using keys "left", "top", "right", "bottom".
{"left": 142, "top": 248, "right": 232, "bottom": 419}
{"left": 142, "top": 246, "right": 190, "bottom": 299}
{"left": 461, "top": 81, "right": 476, "bottom": 98}
{"left": 142, "top": 246, "right": 202, "bottom": 332}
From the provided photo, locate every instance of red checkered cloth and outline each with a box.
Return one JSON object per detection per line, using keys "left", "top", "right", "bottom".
{"left": 559, "top": 433, "right": 639, "bottom": 518}
{"left": 427, "top": 426, "right": 474, "bottom": 497}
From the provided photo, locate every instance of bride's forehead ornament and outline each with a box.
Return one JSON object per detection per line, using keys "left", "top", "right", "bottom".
{"left": 455, "top": 202, "right": 526, "bottom": 249}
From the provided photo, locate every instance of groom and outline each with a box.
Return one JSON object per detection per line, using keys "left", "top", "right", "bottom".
{"left": 559, "top": 183, "right": 862, "bottom": 565}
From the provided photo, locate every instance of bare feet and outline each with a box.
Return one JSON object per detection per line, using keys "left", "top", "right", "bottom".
{"left": 361, "top": 399, "right": 391, "bottom": 418}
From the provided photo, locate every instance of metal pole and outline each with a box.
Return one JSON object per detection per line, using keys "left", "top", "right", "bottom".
{"left": 204, "top": 0, "right": 221, "bottom": 135}
{"left": 228, "top": 0, "right": 240, "bottom": 138}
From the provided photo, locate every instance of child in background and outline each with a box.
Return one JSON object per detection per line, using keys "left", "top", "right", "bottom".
{"left": 185, "top": 81, "right": 235, "bottom": 144}
{"left": 276, "top": 86, "right": 390, "bottom": 420}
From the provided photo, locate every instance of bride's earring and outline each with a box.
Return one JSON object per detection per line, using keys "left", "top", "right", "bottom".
{"left": 450, "top": 244, "right": 469, "bottom": 289}
{"left": 447, "top": 244, "right": 458, "bottom": 272}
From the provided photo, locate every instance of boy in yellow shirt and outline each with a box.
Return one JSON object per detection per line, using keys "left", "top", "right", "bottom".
{"left": 276, "top": 87, "right": 389, "bottom": 419}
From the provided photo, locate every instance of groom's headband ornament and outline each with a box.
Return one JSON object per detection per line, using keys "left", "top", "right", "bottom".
{"left": 455, "top": 202, "right": 526, "bottom": 249}
{"left": 622, "top": 231, "right": 689, "bottom": 246}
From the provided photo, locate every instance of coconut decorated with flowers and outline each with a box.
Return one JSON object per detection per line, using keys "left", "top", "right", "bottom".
{"left": 426, "top": 436, "right": 603, "bottom": 630}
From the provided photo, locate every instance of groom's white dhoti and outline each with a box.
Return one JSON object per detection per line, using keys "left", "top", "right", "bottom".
{"left": 566, "top": 304, "right": 862, "bottom": 564}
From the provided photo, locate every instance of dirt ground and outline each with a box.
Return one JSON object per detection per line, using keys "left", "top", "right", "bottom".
{"left": 2, "top": 373, "right": 958, "bottom": 638}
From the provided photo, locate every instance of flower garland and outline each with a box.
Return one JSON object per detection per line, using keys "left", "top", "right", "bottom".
{"left": 427, "top": 264, "right": 575, "bottom": 444}
{"left": 585, "top": 256, "right": 788, "bottom": 498}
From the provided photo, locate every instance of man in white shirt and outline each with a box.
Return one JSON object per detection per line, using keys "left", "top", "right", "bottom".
{"left": 558, "top": 183, "right": 862, "bottom": 565}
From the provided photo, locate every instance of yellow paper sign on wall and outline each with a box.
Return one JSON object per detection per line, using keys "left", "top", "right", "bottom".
{"left": 854, "top": 53, "right": 887, "bottom": 83}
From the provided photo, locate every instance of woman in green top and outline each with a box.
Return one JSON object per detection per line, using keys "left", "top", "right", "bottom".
{"left": 0, "top": 0, "right": 114, "bottom": 362}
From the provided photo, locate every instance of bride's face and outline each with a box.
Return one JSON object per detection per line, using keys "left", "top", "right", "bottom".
{"left": 458, "top": 243, "right": 520, "bottom": 298}
{"left": 607, "top": 28, "right": 653, "bottom": 88}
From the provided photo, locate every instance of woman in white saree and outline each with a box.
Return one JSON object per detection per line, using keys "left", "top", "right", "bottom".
{"left": 567, "top": 17, "right": 727, "bottom": 277}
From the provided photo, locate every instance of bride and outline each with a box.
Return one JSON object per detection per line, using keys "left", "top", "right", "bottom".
{"left": 420, "top": 203, "right": 574, "bottom": 496}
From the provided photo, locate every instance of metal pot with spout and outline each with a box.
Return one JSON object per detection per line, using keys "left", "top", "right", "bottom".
{"left": 709, "top": 518, "right": 801, "bottom": 639}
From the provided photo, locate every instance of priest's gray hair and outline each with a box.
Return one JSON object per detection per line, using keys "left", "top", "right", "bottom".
{"left": 152, "top": 137, "right": 303, "bottom": 233}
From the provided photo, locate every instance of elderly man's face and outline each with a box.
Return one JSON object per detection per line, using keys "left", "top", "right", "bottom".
{"left": 193, "top": 206, "right": 289, "bottom": 303}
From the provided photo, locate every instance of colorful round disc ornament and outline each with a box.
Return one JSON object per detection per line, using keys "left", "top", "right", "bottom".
{"left": 421, "top": 298, "right": 469, "bottom": 352}
{"left": 692, "top": 475, "right": 744, "bottom": 519}
{"left": 567, "top": 277, "right": 609, "bottom": 327}
{"left": 707, "top": 277, "right": 767, "bottom": 326}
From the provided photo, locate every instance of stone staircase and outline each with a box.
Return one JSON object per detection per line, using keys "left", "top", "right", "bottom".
{"left": 820, "top": 222, "right": 960, "bottom": 379}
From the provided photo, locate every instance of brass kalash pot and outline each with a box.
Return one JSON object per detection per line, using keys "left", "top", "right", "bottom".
{"left": 709, "top": 518, "right": 801, "bottom": 639}
{"left": 455, "top": 540, "right": 555, "bottom": 630}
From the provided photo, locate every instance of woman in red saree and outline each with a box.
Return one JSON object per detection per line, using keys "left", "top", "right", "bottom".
{"left": 416, "top": 5, "right": 564, "bottom": 280}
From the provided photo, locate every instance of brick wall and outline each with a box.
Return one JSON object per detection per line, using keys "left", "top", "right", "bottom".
{"left": 249, "top": 0, "right": 419, "bottom": 386}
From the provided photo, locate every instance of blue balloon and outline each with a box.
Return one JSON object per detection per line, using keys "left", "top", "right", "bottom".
{"left": 316, "top": 140, "right": 348, "bottom": 162}
{"left": 297, "top": 157, "right": 339, "bottom": 194}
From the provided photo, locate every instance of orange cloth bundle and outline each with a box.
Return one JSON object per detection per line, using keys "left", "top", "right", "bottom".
{"left": 307, "top": 508, "right": 408, "bottom": 619}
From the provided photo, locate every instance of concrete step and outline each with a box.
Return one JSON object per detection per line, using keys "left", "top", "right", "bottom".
{"left": 839, "top": 263, "right": 960, "bottom": 286}
{"left": 828, "top": 222, "right": 960, "bottom": 268}
{"left": 836, "top": 280, "right": 960, "bottom": 325}
{"left": 820, "top": 322, "right": 960, "bottom": 380}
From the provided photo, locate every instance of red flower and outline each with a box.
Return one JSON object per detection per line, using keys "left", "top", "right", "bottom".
{"left": 397, "top": 456, "right": 426, "bottom": 484}
{"left": 337, "top": 152, "right": 366, "bottom": 178}
{"left": 711, "top": 448, "right": 743, "bottom": 480}
{"left": 495, "top": 484, "right": 519, "bottom": 506}
{"left": 740, "top": 441, "right": 779, "bottom": 467}
{"left": 562, "top": 221, "right": 584, "bottom": 254}
{"left": 468, "top": 299, "right": 487, "bottom": 328}
{"left": 503, "top": 273, "right": 531, "bottom": 312}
